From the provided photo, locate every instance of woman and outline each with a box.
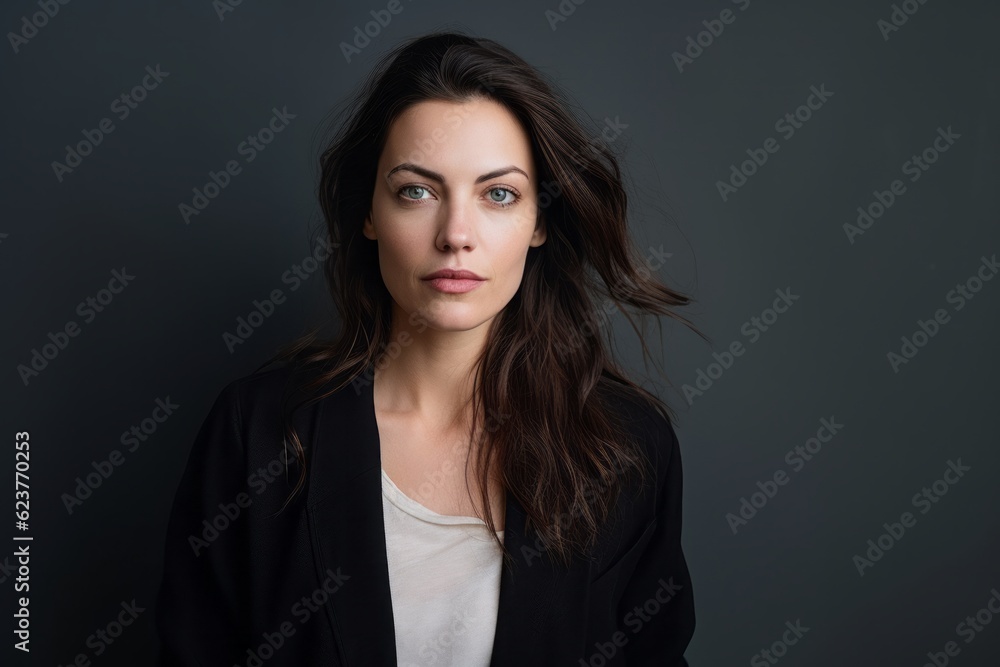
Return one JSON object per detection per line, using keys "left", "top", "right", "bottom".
{"left": 155, "top": 30, "right": 703, "bottom": 666}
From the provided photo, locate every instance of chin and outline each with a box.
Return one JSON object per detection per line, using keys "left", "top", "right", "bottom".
{"left": 423, "top": 315, "right": 490, "bottom": 333}
{"left": 413, "top": 304, "right": 494, "bottom": 332}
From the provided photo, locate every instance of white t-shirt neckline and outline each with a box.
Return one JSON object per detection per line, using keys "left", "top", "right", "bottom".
{"left": 381, "top": 467, "right": 504, "bottom": 535}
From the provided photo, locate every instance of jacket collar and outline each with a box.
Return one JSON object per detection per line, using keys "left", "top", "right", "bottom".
{"left": 302, "top": 372, "right": 594, "bottom": 666}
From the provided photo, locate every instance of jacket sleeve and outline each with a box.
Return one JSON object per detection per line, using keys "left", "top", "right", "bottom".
{"left": 616, "top": 413, "right": 696, "bottom": 666}
{"left": 153, "top": 380, "right": 252, "bottom": 666}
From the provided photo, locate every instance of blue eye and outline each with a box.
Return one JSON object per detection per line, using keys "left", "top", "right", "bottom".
{"left": 488, "top": 187, "right": 518, "bottom": 207}
{"left": 399, "top": 185, "right": 430, "bottom": 201}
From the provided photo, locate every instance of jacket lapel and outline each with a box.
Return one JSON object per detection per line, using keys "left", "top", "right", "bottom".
{"left": 305, "top": 374, "right": 593, "bottom": 665}
{"left": 487, "top": 489, "right": 594, "bottom": 665}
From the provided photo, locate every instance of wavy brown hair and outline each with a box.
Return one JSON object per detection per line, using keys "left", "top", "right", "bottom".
{"left": 258, "top": 30, "right": 707, "bottom": 569}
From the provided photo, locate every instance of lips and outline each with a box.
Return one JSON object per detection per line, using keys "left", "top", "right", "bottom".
{"left": 421, "top": 268, "right": 485, "bottom": 281}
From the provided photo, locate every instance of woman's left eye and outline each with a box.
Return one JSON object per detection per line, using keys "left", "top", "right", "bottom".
{"left": 486, "top": 187, "right": 519, "bottom": 208}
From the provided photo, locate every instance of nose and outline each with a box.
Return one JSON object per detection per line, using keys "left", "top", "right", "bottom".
{"left": 435, "top": 198, "right": 477, "bottom": 252}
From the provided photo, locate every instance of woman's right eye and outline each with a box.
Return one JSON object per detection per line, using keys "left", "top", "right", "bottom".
{"left": 398, "top": 185, "right": 431, "bottom": 202}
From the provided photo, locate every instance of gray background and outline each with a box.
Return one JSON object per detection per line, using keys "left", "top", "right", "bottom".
{"left": 2, "top": 0, "right": 998, "bottom": 664}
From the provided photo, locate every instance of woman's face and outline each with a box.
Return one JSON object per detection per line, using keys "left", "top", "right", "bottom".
{"left": 363, "top": 97, "right": 546, "bottom": 333}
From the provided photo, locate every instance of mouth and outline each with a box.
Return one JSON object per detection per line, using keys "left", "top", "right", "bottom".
{"left": 421, "top": 268, "right": 485, "bottom": 281}
{"left": 420, "top": 268, "right": 485, "bottom": 294}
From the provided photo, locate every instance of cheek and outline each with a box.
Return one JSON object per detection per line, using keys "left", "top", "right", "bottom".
{"left": 373, "top": 202, "right": 431, "bottom": 250}
{"left": 377, "top": 242, "right": 418, "bottom": 292}
{"left": 485, "top": 219, "right": 534, "bottom": 259}
{"left": 373, "top": 224, "right": 422, "bottom": 272}
{"left": 483, "top": 237, "right": 532, "bottom": 291}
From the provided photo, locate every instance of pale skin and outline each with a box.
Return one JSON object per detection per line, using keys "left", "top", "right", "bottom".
{"left": 362, "top": 98, "right": 547, "bottom": 532}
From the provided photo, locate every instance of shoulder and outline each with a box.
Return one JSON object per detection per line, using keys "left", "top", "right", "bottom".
{"left": 210, "top": 359, "right": 362, "bottom": 457}
{"left": 218, "top": 358, "right": 342, "bottom": 420}
{"left": 197, "top": 363, "right": 290, "bottom": 431}
{"left": 193, "top": 361, "right": 316, "bottom": 458}
{"left": 225, "top": 362, "right": 295, "bottom": 410}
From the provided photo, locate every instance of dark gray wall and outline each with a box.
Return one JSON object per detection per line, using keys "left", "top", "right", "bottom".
{"left": 2, "top": 0, "right": 998, "bottom": 664}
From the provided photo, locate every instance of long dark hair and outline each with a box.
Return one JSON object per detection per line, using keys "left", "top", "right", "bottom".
{"left": 258, "top": 30, "right": 707, "bottom": 569}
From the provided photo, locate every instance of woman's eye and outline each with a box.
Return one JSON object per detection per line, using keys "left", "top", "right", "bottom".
{"left": 488, "top": 187, "right": 518, "bottom": 207}
{"left": 400, "top": 185, "right": 430, "bottom": 201}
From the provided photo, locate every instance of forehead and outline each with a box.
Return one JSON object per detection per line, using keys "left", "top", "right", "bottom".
{"left": 380, "top": 98, "right": 535, "bottom": 180}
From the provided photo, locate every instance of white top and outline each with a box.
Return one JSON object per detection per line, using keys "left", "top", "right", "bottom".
{"left": 381, "top": 468, "right": 504, "bottom": 667}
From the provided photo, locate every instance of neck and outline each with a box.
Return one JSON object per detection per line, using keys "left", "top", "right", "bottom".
{"left": 371, "top": 303, "right": 492, "bottom": 432}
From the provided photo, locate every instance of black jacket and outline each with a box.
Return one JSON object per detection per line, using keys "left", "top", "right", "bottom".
{"left": 153, "top": 363, "right": 695, "bottom": 666}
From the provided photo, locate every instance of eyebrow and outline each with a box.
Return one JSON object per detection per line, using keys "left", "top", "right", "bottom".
{"left": 385, "top": 163, "right": 529, "bottom": 185}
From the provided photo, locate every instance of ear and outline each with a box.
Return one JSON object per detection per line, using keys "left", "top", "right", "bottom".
{"left": 529, "top": 213, "right": 547, "bottom": 247}
{"left": 362, "top": 211, "right": 376, "bottom": 240}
